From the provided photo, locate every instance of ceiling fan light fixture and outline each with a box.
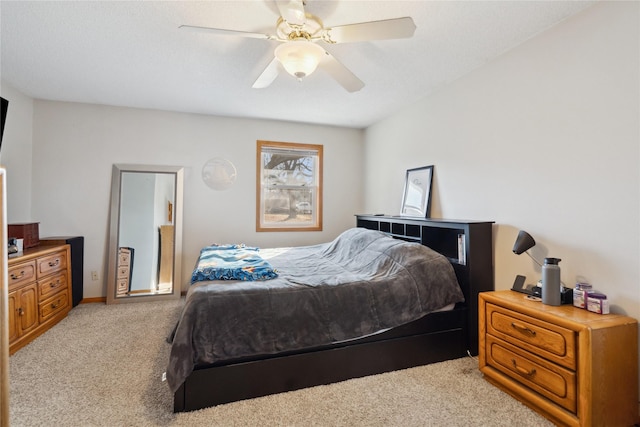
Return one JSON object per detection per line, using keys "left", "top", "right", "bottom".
{"left": 275, "top": 40, "right": 324, "bottom": 80}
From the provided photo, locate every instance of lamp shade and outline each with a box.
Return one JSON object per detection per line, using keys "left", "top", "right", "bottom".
{"left": 512, "top": 230, "right": 536, "bottom": 255}
{"left": 275, "top": 40, "right": 324, "bottom": 80}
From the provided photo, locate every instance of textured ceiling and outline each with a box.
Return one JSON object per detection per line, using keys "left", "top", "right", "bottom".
{"left": 0, "top": 1, "right": 595, "bottom": 129}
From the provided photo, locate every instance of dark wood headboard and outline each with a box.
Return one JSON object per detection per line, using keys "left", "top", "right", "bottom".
{"left": 355, "top": 215, "right": 494, "bottom": 354}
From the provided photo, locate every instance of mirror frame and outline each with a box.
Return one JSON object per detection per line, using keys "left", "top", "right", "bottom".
{"left": 106, "top": 164, "right": 184, "bottom": 304}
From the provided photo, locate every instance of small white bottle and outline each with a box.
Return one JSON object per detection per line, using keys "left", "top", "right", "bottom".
{"left": 542, "top": 257, "right": 562, "bottom": 306}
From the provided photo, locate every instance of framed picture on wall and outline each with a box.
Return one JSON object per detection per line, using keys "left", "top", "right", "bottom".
{"left": 400, "top": 165, "right": 433, "bottom": 218}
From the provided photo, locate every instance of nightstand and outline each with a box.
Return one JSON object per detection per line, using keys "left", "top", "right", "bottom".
{"left": 479, "top": 290, "right": 639, "bottom": 427}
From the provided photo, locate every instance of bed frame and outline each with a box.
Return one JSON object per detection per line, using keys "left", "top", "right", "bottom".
{"left": 173, "top": 216, "right": 494, "bottom": 412}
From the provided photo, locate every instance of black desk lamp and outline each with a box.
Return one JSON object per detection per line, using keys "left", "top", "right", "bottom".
{"left": 511, "top": 230, "right": 542, "bottom": 295}
{"left": 512, "top": 230, "right": 542, "bottom": 267}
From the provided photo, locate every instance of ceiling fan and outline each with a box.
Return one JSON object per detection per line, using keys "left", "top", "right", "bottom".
{"left": 180, "top": 0, "right": 416, "bottom": 92}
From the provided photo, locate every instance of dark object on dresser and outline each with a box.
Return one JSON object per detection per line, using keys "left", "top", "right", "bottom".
{"left": 172, "top": 216, "right": 494, "bottom": 412}
{"left": 7, "top": 222, "right": 40, "bottom": 249}
{"left": 40, "top": 236, "right": 84, "bottom": 307}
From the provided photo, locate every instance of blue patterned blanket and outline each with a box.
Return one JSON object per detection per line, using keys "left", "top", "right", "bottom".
{"left": 191, "top": 244, "right": 278, "bottom": 282}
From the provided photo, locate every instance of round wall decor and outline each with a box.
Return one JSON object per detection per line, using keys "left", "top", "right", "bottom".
{"left": 202, "top": 158, "right": 237, "bottom": 191}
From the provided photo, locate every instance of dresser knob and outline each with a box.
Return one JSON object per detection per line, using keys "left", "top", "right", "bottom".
{"left": 48, "top": 259, "right": 60, "bottom": 267}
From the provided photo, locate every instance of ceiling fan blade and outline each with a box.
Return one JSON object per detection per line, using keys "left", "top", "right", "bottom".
{"left": 319, "top": 51, "right": 364, "bottom": 93}
{"left": 179, "top": 24, "right": 275, "bottom": 40}
{"left": 325, "top": 17, "right": 416, "bottom": 43}
{"left": 276, "top": 0, "right": 306, "bottom": 26}
{"left": 252, "top": 58, "right": 280, "bottom": 89}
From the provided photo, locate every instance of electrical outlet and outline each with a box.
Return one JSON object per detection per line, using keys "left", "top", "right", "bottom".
{"left": 91, "top": 271, "right": 99, "bottom": 281}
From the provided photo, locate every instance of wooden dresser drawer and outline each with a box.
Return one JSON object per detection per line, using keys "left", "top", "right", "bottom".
{"left": 117, "top": 266, "right": 130, "bottom": 279}
{"left": 486, "top": 334, "right": 576, "bottom": 413}
{"left": 117, "top": 279, "right": 129, "bottom": 294}
{"left": 486, "top": 303, "right": 576, "bottom": 370}
{"left": 36, "top": 250, "right": 68, "bottom": 277}
{"left": 38, "top": 272, "right": 68, "bottom": 299}
{"left": 39, "top": 290, "right": 69, "bottom": 322}
{"left": 118, "top": 250, "right": 131, "bottom": 266}
{"left": 8, "top": 260, "right": 36, "bottom": 290}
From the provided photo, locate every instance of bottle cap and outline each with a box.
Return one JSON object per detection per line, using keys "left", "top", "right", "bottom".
{"left": 544, "top": 257, "right": 561, "bottom": 265}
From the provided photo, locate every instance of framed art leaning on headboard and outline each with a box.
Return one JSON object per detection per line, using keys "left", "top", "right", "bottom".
{"left": 400, "top": 165, "right": 433, "bottom": 218}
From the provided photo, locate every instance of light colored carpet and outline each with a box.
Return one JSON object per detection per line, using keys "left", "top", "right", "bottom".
{"left": 9, "top": 299, "right": 553, "bottom": 426}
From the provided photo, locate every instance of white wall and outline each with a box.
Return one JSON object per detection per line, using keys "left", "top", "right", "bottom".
{"left": 25, "top": 102, "right": 364, "bottom": 297}
{"left": 365, "top": 1, "right": 639, "bottom": 337}
{"left": 0, "top": 81, "right": 33, "bottom": 222}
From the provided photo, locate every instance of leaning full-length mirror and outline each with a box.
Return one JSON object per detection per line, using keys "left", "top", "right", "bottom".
{"left": 106, "top": 164, "right": 184, "bottom": 304}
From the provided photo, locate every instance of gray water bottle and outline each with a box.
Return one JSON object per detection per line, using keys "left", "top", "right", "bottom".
{"left": 542, "top": 257, "right": 562, "bottom": 306}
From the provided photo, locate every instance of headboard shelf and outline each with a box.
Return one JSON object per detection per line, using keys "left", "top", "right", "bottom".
{"left": 355, "top": 214, "right": 495, "bottom": 354}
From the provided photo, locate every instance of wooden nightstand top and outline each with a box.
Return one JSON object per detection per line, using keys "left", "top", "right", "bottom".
{"left": 481, "top": 290, "right": 637, "bottom": 331}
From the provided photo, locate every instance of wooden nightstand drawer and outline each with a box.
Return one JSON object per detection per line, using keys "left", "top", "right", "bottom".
{"left": 38, "top": 272, "right": 68, "bottom": 299}
{"left": 8, "top": 261, "right": 36, "bottom": 290}
{"left": 486, "top": 334, "right": 576, "bottom": 413}
{"left": 486, "top": 302, "right": 576, "bottom": 370}
{"left": 36, "top": 251, "right": 68, "bottom": 278}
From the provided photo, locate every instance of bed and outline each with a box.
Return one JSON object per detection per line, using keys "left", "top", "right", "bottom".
{"left": 169, "top": 218, "right": 494, "bottom": 412}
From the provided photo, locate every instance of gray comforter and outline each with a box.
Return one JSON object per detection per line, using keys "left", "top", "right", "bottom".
{"left": 166, "top": 227, "right": 464, "bottom": 393}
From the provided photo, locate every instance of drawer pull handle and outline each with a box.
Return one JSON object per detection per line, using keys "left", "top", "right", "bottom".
{"left": 48, "top": 259, "right": 60, "bottom": 268}
{"left": 512, "top": 359, "right": 536, "bottom": 377}
{"left": 511, "top": 322, "right": 536, "bottom": 337}
{"left": 51, "top": 302, "right": 59, "bottom": 309}
{"left": 50, "top": 281, "right": 60, "bottom": 288}
{"left": 10, "top": 271, "right": 25, "bottom": 280}
{"left": 17, "top": 307, "right": 24, "bottom": 316}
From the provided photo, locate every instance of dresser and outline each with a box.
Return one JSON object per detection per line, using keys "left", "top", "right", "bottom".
{"left": 7, "top": 244, "right": 73, "bottom": 354}
{"left": 116, "top": 247, "right": 133, "bottom": 297}
{"left": 479, "top": 290, "right": 639, "bottom": 426}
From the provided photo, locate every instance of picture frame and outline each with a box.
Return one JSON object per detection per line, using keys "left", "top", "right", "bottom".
{"left": 400, "top": 165, "right": 434, "bottom": 218}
